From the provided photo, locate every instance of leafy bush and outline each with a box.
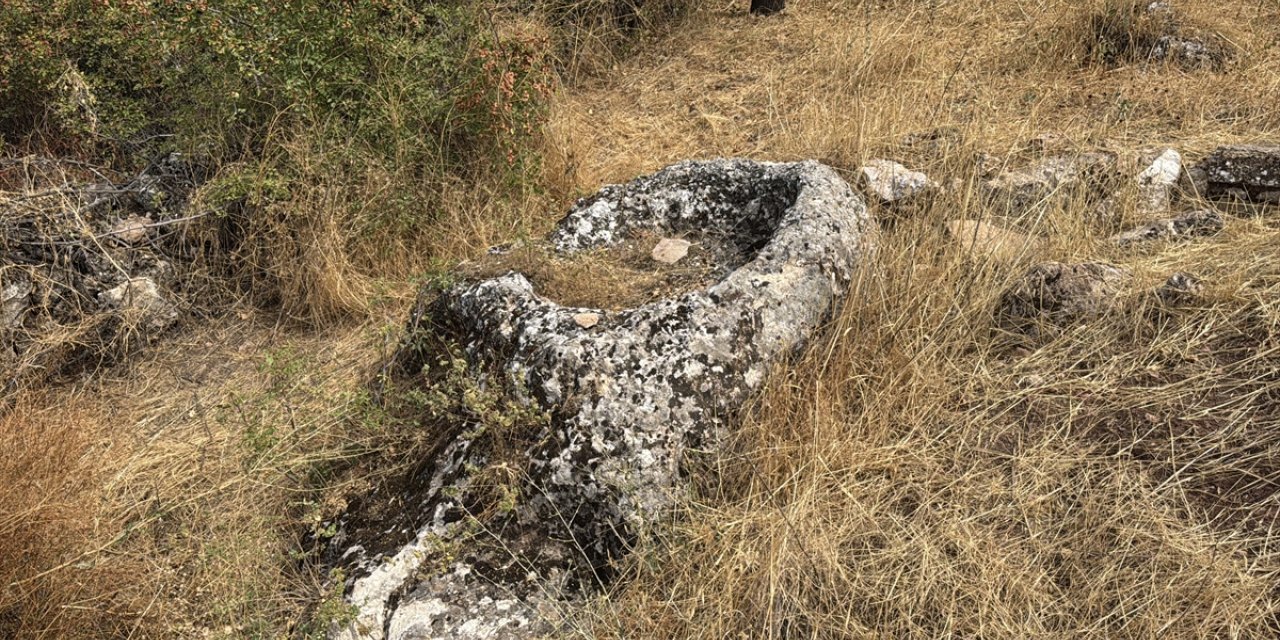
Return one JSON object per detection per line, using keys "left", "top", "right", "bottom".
{"left": 2, "top": 1, "right": 548, "bottom": 164}
{"left": 1, "top": 0, "right": 553, "bottom": 318}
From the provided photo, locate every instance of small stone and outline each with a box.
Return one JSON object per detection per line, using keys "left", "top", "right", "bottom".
{"left": 1136, "top": 148, "right": 1182, "bottom": 213}
{"left": 108, "top": 214, "right": 153, "bottom": 244}
{"left": 572, "top": 312, "right": 600, "bottom": 329}
{"left": 1111, "top": 209, "right": 1223, "bottom": 247}
{"left": 859, "top": 159, "right": 937, "bottom": 203}
{"left": 650, "top": 238, "right": 691, "bottom": 264}
{"left": 946, "top": 220, "right": 1043, "bottom": 262}
{"left": 1, "top": 278, "right": 32, "bottom": 328}
{"left": 98, "top": 277, "right": 178, "bottom": 331}
{"left": 1156, "top": 271, "right": 1203, "bottom": 306}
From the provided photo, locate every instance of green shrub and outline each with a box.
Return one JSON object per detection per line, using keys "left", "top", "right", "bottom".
{"left": 1, "top": 1, "right": 550, "bottom": 167}
{"left": 1, "top": 0, "right": 553, "bottom": 318}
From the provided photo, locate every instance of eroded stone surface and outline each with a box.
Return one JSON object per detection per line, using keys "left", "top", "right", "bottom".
{"left": 332, "top": 159, "right": 874, "bottom": 639}
{"left": 995, "top": 262, "right": 1132, "bottom": 337}
{"left": 1111, "top": 209, "right": 1223, "bottom": 247}
{"left": 1195, "top": 145, "right": 1280, "bottom": 203}
{"left": 1137, "top": 148, "right": 1183, "bottom": 213}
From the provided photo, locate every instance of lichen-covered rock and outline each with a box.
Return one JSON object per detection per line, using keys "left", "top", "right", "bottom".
{"left": 1195, "top": 144, "right": 1280, "bottom": 203}
{"left": 1111, "top": 208, "right": 1223, "bottom": 247}
{"left": 332, "top": 159, "right": 874, "bottom": 639}
{"left": 995, "top": 262, "right": 1132, "bottom": 337}
{"left": 1156, "top": 271, "right": 1203, "bottom": 306}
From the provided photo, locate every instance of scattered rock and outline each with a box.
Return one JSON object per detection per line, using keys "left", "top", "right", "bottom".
{"left": 859, "top": 159, "right": 937, "bottom": 203}
{"left": 98, "top": 277, "right": 178, "bottom": 333}
{"left": 108, "top": 214, "right": 153, "bottom": 245}
{"left": 983, "top": 152, "right": 1118, "bottom": 214}
{"left": 1, "top": 278, "right": 31, "bottom": 329}
{"left": 946, "top": 220, "right": 1043, "bottom": 262}
{"left": 1156, "top": 271, "right": 1203, "bottom": 306}
{"left": 572, "top": 312, "right": 600, "bottom": 328}
{"left": 650, "top": 237, "right": 692, "bottom": 264}
{"left": 1111, "top": 208, "right": 1223, "bottom": 247}
{"left": 1087, "top": 1, "right": 1232, "bottom": 70}
{"left": 1151, "top": 34, "right": 1230, "bottom": 69}
{"left": 1136, "top": 148, "right": 1182, "bottom": 212}
{"left": 332, "top": 159, "right": 875, "bottom": 640}
{"left": 1194, "top": 144, "right": 1280, "bottom": 204}
{"left": 995, "top": 262, "right": 1132, "bottom": 337}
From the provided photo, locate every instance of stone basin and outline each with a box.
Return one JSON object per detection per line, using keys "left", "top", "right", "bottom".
{"left": 332, "top": 158, "right": 875, "bottom": 640}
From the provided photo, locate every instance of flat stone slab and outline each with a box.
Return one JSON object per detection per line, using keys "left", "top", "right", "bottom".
{"left": 331, "top": 159, "right": 875, "bottom": 639}
{"left": 650, "top": 237, "right": 692, "bottom": 264}
{"left": 1112, "top": 209, "right": 1224, "bottom": 247}
{"left": 1193, "top": 144, "right": 1280, "bottom": 203}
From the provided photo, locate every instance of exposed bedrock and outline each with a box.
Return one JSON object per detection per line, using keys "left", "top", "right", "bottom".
{"left": 332, "top": 159, "right": 876, "bottom": 639}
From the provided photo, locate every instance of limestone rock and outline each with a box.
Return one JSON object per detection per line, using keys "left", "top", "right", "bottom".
{"left": 1136, "top": 148, "right": 1182, "bottom": 212}
{"left": 946, "top": 220, "right": 1043, "bottom": 262}
{"left": 1, "top": 278, "right": 31, "bottom": 329}
{"left": 984, "top": 153, "right": 1117, "bottom": 214}
{"left": 1111, "top": 209, "right": 1223, "bottom": 247}
{"left": 333, "top": 159, "right": 875, "bottom": 640}
{"left": 859, "top": 159, "right": 937, "bottom": 203}
{"left": 1195, "top": 145, "right": 1280, "bottom": 204}
{"left": 650, "top": 237, "right": 692, "bottom": 264}
{"left": 572, "top": 312, "right": 600, "bottom": 328}
{"left": 996, "top": 262, "right": 1132, "bottom": 337}
{"left": 109, "top": 214, "right": 153, "bottom": 245}
{"left": 98, "top": 277, "right": 178, "bottom": 332}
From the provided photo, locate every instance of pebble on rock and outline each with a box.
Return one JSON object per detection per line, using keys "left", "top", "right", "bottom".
{"left": 650, "top": 238, "right": 692, "bottom": 264}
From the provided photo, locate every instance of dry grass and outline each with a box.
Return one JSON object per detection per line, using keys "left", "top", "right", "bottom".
{"left": 6, "top": 0, "right": 1280, "bottom": 638}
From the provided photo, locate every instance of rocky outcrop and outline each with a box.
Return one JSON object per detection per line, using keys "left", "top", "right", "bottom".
{"left": 995, "top": 262, "right": 1132, "bottom": 337}
{"left": 1111, "top": 208, "right": 1223, "bottom": 247}
{"left": 332, "top": 159, "right": 875, "bottom": 639}
{"left": 1192, "top": 144, "right": 1280, "bottom": 204}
